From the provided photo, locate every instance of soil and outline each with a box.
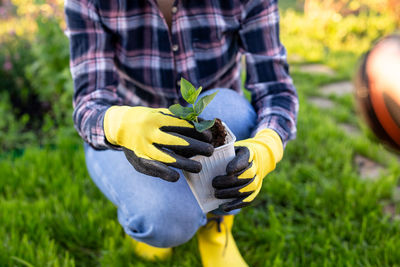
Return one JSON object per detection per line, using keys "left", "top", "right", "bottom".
{"left": 210, "top": 118, "right": 227, "bottom": 148}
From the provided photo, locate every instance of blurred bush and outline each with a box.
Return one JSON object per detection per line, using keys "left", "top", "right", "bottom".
{"left": 0, "top": 37, "right": 37, "bottom": 151}
{"left": 0, "top": 92, "right": 36, "bottom": 151}
{"left": 281, "top": 3, "right": 397, "bottom": 62}
{"left": 0, "top": 0, "right": 72, "bottom": 151}
{"left": 25, "top": 16, "right": 74, "bottom": 138}
{"left": 304, "top": 0, "right": 400, "bottom": 25}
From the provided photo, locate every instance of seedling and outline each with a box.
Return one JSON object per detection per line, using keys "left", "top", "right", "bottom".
{"left": 169, "top": 78, "right": 218, "bottom": 132}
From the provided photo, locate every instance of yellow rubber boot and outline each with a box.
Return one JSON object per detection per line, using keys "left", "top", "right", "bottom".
{"left": 130, "top": 238, "right": 172, "bottom": 261}
{"left": 197, "top": 215, "right": 248, "bottom": 267}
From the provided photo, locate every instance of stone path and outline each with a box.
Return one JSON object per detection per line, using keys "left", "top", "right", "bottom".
{"left": 320, "top": 81, "right": 354, "bottom": 96}
{"left": 383, "top": 203, "right": 396, "bottom": 217}
{"left": 354, "top": 154, "right": 385, "bottom": 180}
{"left": 392, "top": 187, "right": 400, "bottom": 203}
{"left": 288, "top": 54, "right": 305, "bottom": 63}
{"left": 339, "top": 123, "right": 361, "bottom": 137}
{"left": 382, "top": 203, "right": 400, "bottom": 220}
{"left": 301, "top": 64, "right": 400, "bottom": 220}
{"left": 304, "top": 68, "right": 351, "bottom": 109}
{"left": 306, "top": 75, "right": 360, "bottom": 135}
{"left": 308, "top": 97, "right": 334, "bottom": 109}
{"left": 383, "top": 178, "right": 400, "bottom": 219}
{"left": 298, "top": 64, "right": 336, "bottom": 76}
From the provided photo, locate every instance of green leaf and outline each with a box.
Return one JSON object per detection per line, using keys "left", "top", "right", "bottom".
{"left": 184, "top": 113, "right": 198, "bottom": 121}
{"left": 189, "top": 86, "right": 202, "bottom": 105}
{"left": 193, "top": 119, "right": 216, "bottom": 132}
{"left": 168, "top": 104, "right": 199, "bottom": 121}
{"left": 168, "top": 104, "right": 194, "bottom": 119}
{"left": 195, "top": 91, "right": 218, "bottom": 115}
{"left": 180, "top": 78, "right": 202, "bottom": 104}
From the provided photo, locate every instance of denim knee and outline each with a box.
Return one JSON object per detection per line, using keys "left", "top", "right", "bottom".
{"left": 118, "top": 201, "right": 206, "bottom": 248}
{"left": 198, "top": 88, "right": 257, "bottom": 140}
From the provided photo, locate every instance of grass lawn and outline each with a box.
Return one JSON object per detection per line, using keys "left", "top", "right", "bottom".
{"left": 1, "top": 2, "right": 400, "bottom": 267}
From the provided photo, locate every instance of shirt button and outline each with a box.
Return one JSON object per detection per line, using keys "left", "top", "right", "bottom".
{"left": 171, "top": 6, "right": 178, "bottom": 14}
{"left": 172, "top": 44, "right": 179, "bottom": 52}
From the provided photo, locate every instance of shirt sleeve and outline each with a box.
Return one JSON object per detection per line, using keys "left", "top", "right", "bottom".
{"left": 239, "top": 0, "right": 298, "bottom": 146}
{"left": 65, "top": 0, "right": 121, "bottom": 149}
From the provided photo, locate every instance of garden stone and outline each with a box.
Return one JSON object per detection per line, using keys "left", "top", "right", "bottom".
{"left": 392, "top": 187, "right": 400, "bottom": 203}
{"left": 383, "top": 203, "right": 396, "bottom": 217}
{"left": 298, "top": 64, "right": 336, "bottom": 76}
{"left": 308, "top": 97, "right": 334, "bottom": 109}
{"left": 354, "top": 154, "right": 384, "bottom": 180}
{"left": 383, "top": 202, "right": 400, "bottom": 221}
{"left": 288, "top": 54, "right": 305, "bottom": 63}
{"left": 339, "top": 123, "right": 361, "bottom": 137}
{"left": 383, "top": 203, "right": 400, "bottom": 220}
{"left": 320, "top": 81, "right": 353, "bottom": 96}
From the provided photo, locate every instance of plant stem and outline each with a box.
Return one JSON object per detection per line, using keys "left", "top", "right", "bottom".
{"left": 192, "top": 104, "right": 198, "bottom": 123}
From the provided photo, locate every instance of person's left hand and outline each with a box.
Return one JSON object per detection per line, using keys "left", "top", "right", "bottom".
{"left": 212, "top": 129, "right": 283, "bottom": 211}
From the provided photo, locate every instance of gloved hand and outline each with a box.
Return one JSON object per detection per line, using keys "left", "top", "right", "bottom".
{"left": 104, "top": 106, "right": 214, "bottom": 182}
{"left": 212, "top": 129, "right": 283, "bottom": 211}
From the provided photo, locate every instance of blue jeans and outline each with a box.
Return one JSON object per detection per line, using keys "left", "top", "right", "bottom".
{"left": 84, "top": 89, "right": 257, "bottom": 248}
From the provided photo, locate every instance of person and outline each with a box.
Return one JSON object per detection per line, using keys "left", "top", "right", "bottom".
{"left": 64, "top": 0, "right": 298, "bottom": 266}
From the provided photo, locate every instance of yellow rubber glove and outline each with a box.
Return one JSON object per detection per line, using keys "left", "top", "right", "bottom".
{"left": 212, "top": 129, "right": 283, "bottom": 211}
{"left": 104, "top": 106, "right": 214, "bottom": 182}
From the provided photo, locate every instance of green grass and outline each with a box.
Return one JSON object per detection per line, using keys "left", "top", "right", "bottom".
{"left": 2, "top": 63, "right": 400, "bottom": 266}
{"left": 2, "top": 2, "right": 400, "bottom": 267}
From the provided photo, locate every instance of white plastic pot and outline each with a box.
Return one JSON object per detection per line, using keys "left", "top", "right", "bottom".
{"left": 183, "top": 122, "right": 236, "bottom": 213}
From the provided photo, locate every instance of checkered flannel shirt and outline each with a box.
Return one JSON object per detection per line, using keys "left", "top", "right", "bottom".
{"left": 65, "top": 0, "right": 298, "bottom": 149}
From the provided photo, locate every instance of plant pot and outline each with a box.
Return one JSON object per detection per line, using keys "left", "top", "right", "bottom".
{"left": 183, "top": 122, "right": 236, "bottom": 213}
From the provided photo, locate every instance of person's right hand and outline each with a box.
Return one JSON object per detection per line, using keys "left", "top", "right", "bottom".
{"left": 103, "top": 106, "right": 214, "bottom": 182}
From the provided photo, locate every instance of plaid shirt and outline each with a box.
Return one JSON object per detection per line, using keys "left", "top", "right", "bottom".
{"left": 65, "top": 0, "right": 298, "bottom": 149}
